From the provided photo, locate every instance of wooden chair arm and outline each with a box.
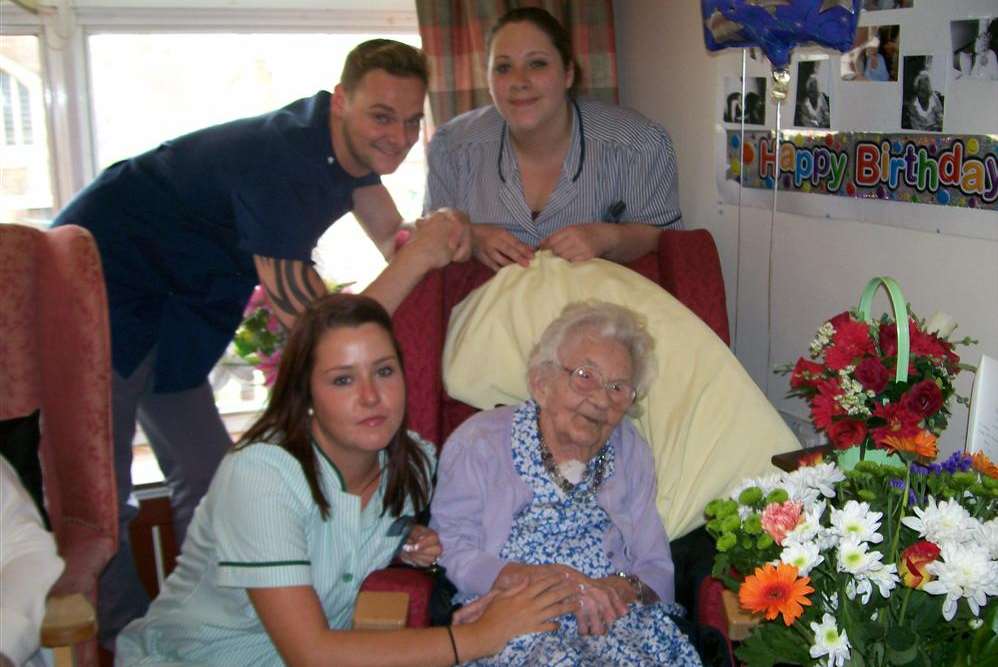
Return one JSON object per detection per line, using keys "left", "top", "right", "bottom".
{"left": 721, "top": 588, "right": 760, "bottom": 642}
{"left": 352, "top": 591, "right": 410, "bottom": 630}
{"left": 41, "top": 593, "right": 96, "bottom": 648}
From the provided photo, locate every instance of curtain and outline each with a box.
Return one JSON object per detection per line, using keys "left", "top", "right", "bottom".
{"left": 415, "top": 0, "right": 618, "bottom": 131}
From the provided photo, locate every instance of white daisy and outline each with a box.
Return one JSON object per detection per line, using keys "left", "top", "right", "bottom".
{"left": 784, "top": 501, "right": 829, "bottom": 547}
{"left": 830, "top": 500, "right": 883, "bottom": 544}
{"left": 867, "top": 562, "right": 900, "bottom": 599}
{"left": 780, "top": 540, "right": 824, "bottom": 577}
{"left": 923, "top": 543, "right": 998, "bottom": 621}
{"left": 973, "top": 518, "right": 998, "bottom": 560}
{"left": 836, "top": 535, "right": 883, "bottom": 576}
{"left": 901, "top": 497, "right": 973, "bottom": 546}
{"left": 809, "top": 613, "right": 851, "bottom": 667}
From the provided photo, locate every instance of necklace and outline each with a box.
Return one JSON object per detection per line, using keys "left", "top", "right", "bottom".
{"left": 537, "top": 417, "right": 609, "bottom": 497}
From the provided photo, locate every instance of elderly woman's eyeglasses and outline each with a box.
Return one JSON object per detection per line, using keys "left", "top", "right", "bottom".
{"left": 561, "top": 365, "right": 636, "bottom": 407}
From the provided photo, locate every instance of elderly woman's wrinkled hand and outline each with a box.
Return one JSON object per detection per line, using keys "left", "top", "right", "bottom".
{"left": 398, "top": 524, "right": 442, "bottom": 568}
{"left": 568, "top": 574, "right": 631, "bottom": 636}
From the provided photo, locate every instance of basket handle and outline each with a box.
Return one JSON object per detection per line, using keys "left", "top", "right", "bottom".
{"left": 857, "top": 276, "right": 909, "bottom": 383}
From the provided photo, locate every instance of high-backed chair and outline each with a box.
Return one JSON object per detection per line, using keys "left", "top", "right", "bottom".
{"left": 360, "top": 228, "right": 731, "bottom": 629}
{"left": 0, "top": 223, "right": 118, "bottom": 667}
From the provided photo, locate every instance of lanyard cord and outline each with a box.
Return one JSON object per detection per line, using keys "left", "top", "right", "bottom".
{"left": 497, "top": 97, "right": 585, "bottom": 184}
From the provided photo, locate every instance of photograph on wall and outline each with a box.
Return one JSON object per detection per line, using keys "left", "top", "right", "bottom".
{"left": 722, "top": 76, "right": 767, "bottom": 125}
{"left": 841, "top": 24, "right": 900, "bottom": 81}
{"left": 863, "top": 0, "right": 912, "bottom": 10}
{"left": 901, "top": 55, "right": 945, "bottom": 131}
{"left": 793, "top": 57, "right": 831, "bottom": 129}
{"left": 951, "top": 17, "right": 998, "bottom": 81}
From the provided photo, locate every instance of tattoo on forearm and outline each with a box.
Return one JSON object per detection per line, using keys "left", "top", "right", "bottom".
{"left": 261, "top": 258, "right": 322, "bottom": 318}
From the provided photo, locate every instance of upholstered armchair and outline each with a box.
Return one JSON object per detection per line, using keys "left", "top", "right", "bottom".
{"left": 0, "top": 224, "right": 118, "bottom": 667}
{"left": 360, "top": 229, "right": 732, "bottom": 631}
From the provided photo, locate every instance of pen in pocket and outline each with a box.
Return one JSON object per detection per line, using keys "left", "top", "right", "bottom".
{"left": 608, "top": 200, "right": 626, "bottom": 222}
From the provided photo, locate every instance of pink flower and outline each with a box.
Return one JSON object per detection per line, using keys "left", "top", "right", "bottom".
{"left": 266, "top": 315, "right": 282, "bottom": 334}
{"left": 257, "top": 350, "right": 282, "bottom": 387}
{"left": 244, "top": 285, "right": 269, "bottom": 317}
{"left": 760, "top": 500, "right": 804, "bottom": 546}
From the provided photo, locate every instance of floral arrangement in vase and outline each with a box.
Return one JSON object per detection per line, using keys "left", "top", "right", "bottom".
{"left": 705, "top": 450, "right": 998, "bottom": 666}
{"left": 705, "top": 277, "right": 998, "bottom": 665}
{"left": 232, "top": 282, "right": 350, "bottom": 386}
{"left": 782, "top": 295, "right": 974, "bottom": 462}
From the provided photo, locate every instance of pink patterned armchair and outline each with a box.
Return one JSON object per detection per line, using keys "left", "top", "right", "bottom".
{"left": 361, "top": 228, "right": 731, "bottom": 631}
{"left": 0, "top": 224, "right": 118, "bottom": 666}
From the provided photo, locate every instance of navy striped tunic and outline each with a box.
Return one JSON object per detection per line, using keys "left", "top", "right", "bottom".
{"left": 425, "top": 98, "right": 683, "bottom": 247}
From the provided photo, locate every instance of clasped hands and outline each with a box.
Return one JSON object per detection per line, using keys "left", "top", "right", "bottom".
{"left": 397, "top": 524, "right": 442, "bottom": 568}
{"left": 404, "top": 208, "right": 472, "bottom": 268}
{"left": 471, "top": 223, "right": 619, "bottom": 271}
{"left": 454, "top": 562, "right": 637, "bottom": 636}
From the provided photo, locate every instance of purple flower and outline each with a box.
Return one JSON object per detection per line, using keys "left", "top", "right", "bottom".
{"left": 940, "top": 451, "right": 972, "bottom": 474}
{"left": 890, "top": 478, "right": 918, "bottom": 505}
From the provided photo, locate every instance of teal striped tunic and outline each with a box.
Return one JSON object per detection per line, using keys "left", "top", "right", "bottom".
{"left": 116, "top": 435, "right": 435, "bottom": 666}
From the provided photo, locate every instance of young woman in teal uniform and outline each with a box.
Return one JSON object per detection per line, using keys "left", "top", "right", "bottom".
{"left": 116, "top": 294, "right": 575, "bottom": 666}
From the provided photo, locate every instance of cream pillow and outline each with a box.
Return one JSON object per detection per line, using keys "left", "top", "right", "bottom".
{"left": 443, "top": 251, "right": 798, "bottom": 539}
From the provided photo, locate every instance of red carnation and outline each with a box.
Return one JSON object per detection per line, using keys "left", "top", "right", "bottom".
{"left": 828, "top": 311, "right": 853, "bottom": 330}
{"left": 810, "top": 380, "right": 844, "bottom": 431}
{"left": 900, "top": 380, "right": 944, "bottom": 419}
{"left": 825, "top": 320, "right": 875, "bottom": 370}
{"left": 827, "top": 419, "right": 868, "bottom": 450}
{"left": 871, "top": 403, "right": 921, "bottom": 446}
{"left": 879, "top": 322, "right": 898, "bottom": 357}
{"left": 854, "top": 357, "right": 890, "bottom": 394}
{"left": 910, "top": 323, "right": 948, "bottom": 359}
{"left": 791, "top": 358, "right": 826, "bottom": 390}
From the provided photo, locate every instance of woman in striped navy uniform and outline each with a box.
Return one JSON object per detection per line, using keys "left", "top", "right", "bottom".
{"left": 116, "top": 294, "right": 575, "bottom": 666}
{"left": 425, "top": 7, "right": 684, "bottom": 272}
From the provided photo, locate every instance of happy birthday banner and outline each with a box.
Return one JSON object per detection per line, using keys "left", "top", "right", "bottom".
{"left": 726, "top": 131, "right": 998, "bottom": 211}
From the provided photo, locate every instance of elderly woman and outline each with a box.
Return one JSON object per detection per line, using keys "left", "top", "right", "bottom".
{"left": 431, "top": 301, "right": 701, "bottom": 665}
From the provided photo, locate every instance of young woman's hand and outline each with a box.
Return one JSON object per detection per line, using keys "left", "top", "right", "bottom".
{"left": 398, "top": 524, "right": 441, "bottom": 568}
{"left": 538, "top": 223, "right": 617, "bottom": 262}
{"left": 470, "top": 225, "right": 534, "bottom": 271}
{"left": 461, "top": 576, "right": 577, "bottom": 657}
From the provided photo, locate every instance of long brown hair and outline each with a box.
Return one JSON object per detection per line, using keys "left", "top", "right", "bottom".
{"left": 236, "top": 293, "right": 432, "bottom": 520}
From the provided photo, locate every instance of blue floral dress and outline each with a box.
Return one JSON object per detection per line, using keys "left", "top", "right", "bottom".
{"left": 465, "top": 402, "right": 702, "bottom": 666}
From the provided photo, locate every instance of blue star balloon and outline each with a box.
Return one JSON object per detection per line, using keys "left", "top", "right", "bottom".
{"left": 702, "top": 0, "right": 861, "bottom": 70}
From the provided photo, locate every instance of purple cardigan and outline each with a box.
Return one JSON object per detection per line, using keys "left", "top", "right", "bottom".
{"left": 429, "top": 404, "right": 676, "bottom": 602}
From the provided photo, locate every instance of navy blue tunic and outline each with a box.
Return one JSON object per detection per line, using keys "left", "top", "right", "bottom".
{"left": 53, "top": 91, "right": 378, "bottom": 392}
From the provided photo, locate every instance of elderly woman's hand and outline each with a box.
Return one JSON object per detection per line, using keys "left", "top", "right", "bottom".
{"left": 496, "top": 563, "right": 635, "bottom": 635}
{"left": 398, "top": 524, "right": 442, "bottom": 568}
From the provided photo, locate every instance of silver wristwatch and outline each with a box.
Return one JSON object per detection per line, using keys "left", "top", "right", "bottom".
{"left": 614, "top": 571, "right": 654, "bottom": 605}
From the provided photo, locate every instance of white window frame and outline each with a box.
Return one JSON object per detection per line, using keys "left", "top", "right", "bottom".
{"left": 2, "top": 0, "right": 418, "bottom": 211}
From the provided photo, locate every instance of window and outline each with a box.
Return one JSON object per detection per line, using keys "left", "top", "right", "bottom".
{"left": 2, "top": 4, "right": 423, "bottom": 484}
{"left": 0, "top": 35, "right": 55, "bottom": 225}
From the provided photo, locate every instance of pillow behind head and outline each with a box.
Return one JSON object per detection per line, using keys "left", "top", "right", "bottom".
{"left": 443, "top": 251, "right": 797, "bottom": 539}
{"left": 0, "top": 409, "right": 50, "bottom": 529}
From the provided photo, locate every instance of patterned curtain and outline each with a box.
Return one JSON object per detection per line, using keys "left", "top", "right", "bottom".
{"left": 415, "top": 0, "right": 618, "bottom": 132}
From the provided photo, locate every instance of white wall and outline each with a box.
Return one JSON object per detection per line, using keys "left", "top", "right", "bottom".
{"left": 614, "top": 0, "right": 998, "bottom": 456}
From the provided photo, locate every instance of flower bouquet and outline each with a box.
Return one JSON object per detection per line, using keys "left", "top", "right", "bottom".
{"left": 704, "top": 277, "right": 998, "bottom": 666}
{"left": 782, "top": 277, "right": 976, "bottom": 464}
{"left": 705, "top": 452, "right": 998, "bottom": 666}
{"left": 232, "top": 282, "right": 351, "bottom": 386}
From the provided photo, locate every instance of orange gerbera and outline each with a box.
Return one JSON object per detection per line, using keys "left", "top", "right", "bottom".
{"left": 738, "top": 562, "right": 814, "bottom": 626}
{"left": 882, "top": 430, "right": 938, "bottom": 460}
{"left": 972, "top": 451, "right": 998, "bottom": 479}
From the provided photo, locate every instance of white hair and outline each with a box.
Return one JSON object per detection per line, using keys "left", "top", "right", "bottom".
{"left": 527, "top": 300, "right": 657, "bottom": 403}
